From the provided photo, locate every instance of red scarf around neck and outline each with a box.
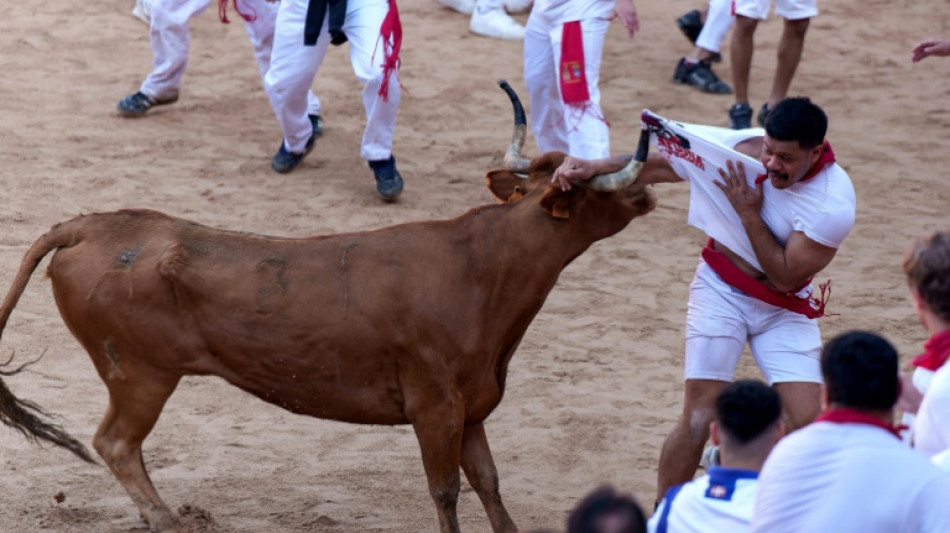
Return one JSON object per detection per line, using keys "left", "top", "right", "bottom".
{"left": 814, "top": 407, "right": 903, "bottom": 439}
{"left": 911, "top": 329, "right": 950, "bottom": 371}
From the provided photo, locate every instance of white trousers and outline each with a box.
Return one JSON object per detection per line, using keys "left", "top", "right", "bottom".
{"left": 684, "top": 259, "right": 822, "bottom": 385}
{"left": 139, "top": 0, "right": 319, "bottom": 113}
{"left": 523, "top": 13, "right": 609, "bottom": 159}
{"left": 264, "top": 0, "right": 399, "bottom": 159}
{"left": 695, "top": 0, "right": 734, "bottom": 54}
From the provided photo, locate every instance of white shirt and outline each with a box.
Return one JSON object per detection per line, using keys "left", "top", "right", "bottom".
{"left": 648, "top": 467, "right": 757, "bottom": 533}
{"left": 647, "top": 112, "right": 857, "bottom": 274}
{"left": 915, "top": 363, "right": 950, "bottom": 457}
{"left": 752, "top": 420, "right": 950, "bottom": 533}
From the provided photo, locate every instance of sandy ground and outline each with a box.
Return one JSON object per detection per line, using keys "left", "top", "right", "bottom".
{"left": 0, "top": 0, "right": 948, "bottom": 531}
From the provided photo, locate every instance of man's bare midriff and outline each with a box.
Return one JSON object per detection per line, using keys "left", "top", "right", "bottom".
{"left": 713, "top": 240, "right": 772, "bottom": 285}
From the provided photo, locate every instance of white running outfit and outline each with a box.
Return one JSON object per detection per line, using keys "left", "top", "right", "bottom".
{"left": 524, "top": 0, "right": 615, "bottom": 159}
{"left": 138, "top": 0, "right": 319, "bottom": 115}
{"left": 752, "top": 421, "right": 950, "bottom": 532}
{"left": 264, "top": 0, "right": 398, "bottom": 159}
{"left": 648, "top": 466, "right": 758, "bottom": 533}
{"left": 648, "top": 114, "right": 856, "bottom": 384}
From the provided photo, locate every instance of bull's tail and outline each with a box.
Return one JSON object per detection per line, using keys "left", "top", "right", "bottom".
{"left": 0, "top": 218, "right": 96, "bottom": 463}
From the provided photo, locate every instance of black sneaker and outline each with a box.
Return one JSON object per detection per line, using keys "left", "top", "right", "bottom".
{"left": 117, "top": 91, "right": 179, "bottom": 117}
{"left": 368, "top": 156, "right": 404, "bottom": 201}
{"left": 757, "top": 103, "right": 771, "bottom": 127}
{"left": 271, "top": 127, "right": 318, "bottom": 174}
{"left": 309, "top": 114, "right": 324, "bottom": 139}
{"left": 676, "top": 9, "right": 702, "bottom": 43}
{"left": 673, "top": 58, "right": 733, "bottom": 95}
{"left": 729, "top": 103, "right": 753, "bottom": 130}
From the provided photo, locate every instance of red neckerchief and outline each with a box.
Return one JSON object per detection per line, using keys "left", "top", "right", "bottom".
{"left": 377, "top": 0, "right": 402, "bottom": 102}
{"left": 911, "top": 329, "right": 950, "bottom": 371}
{"left": 814, "top": 407, "right": 903, "bottom": 440}
{"left": 756, "top": 140, "right": 836, "bottom": 185}
{"left": 702, "top": 239, "right": 831, "bottom": 319}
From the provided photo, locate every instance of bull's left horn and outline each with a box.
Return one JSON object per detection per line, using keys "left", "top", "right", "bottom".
{"left": 587, "top": 124, "right": 651, "bottom": 192}
{"left": 497, "top": 80, "right": 531, "bottom": 174}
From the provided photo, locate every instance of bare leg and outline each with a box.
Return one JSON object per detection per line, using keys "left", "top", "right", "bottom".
{"left": 766, "top": 18, "right": 810, "bottom": 109}
{"left": 460, "top": 422, "right": 517, "bottom": 533}
{"left": 656, "top": 379, "right": 729, "bottom": 502}
{"left": 92, "top": 374, "right": 180, "bottom": 531}
{"left": 730, "top": 15, "right": 758, "bottom": 105}
{"left": 772, "top": 381, "right": 820, "bottom": 431}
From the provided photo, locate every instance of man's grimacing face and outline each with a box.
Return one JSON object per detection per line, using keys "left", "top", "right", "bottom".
{"left": 760, "top": 134, "right": 822, "bottom": 189}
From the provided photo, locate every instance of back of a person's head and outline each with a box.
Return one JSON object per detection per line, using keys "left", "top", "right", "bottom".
{"left": 903, "top": 230, "right": 950, "bottom": 321}
{"left": 764, "top": 97, "right": 827, "bottom": 150}
{"left": 716, "top": 379, "right": 782, "bottom": 445}
{"left": 821, "top": 331, "right": 899, "bottom": 411}
{"left": 566, "top": 485, "right": 646, "bottom": 533}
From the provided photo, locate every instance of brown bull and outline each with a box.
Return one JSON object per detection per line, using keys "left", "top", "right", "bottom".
{"left": 0, "top": 83, "right": 656, "bottom": 532}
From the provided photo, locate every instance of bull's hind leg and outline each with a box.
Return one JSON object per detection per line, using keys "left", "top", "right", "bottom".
{"left": 92, "top": 373, "right": 180, "bottom": 532}
{"left": 460, "top": 422, "right": 517, "bottom": 533}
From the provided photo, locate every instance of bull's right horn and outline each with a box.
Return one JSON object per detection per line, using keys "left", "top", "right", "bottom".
{"left": 497, "top": 80, "right": 531, "bottom": 174}
{"left": 587, "top": 124, "right": 651, "bottom": 192}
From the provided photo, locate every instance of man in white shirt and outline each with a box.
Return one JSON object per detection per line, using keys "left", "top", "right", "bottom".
{"left": 752, "top": 331, "right": 950, "bottom": 532}
{"left": 648, "top": 380, "right": 782, "bottom": 533}
{"left": 552, "top": 98, "right": 856, "bottom": 503}
{"left": 901, "top": 231, "right": 950, "bottom": 458}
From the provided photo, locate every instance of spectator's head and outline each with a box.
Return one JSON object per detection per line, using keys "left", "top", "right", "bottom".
{"left": 566, "top": 485, "right": 646, "bottom": 533}
{"left": 821, "top": 331, "right": 900, "bottom": 412}
{"left": 710, "top": 380, "right": 783, "bottom": 470}
{"left": 903, "top": 230, "right": 950, "bottom": 327}
{"left": 765, "top": 97, "right": 828, "bottom": 150}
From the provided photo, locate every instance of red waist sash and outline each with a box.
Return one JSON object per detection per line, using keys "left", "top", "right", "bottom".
{"left": 701, "top": 239, "right": 831, "bottom": 319}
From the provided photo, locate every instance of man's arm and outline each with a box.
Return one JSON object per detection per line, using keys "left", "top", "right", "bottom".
{"left": 552, "top": 152, "right": 681, "bottom": 191}
{"left": 715, "top": 160, "right": 837, "bottom": 292}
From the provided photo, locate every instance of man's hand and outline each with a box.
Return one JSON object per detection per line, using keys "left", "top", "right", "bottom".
{"left": 552, "top": 156, "right": 596, "bottom": 192}
{"left": 896, "top": 372, "right": 924, "bottom": 415}
{"left": 912, "top": 39, "right": 950, "bottom": 63}
{"left": 714, "top": 160, "right": 763, "bottom": 221}
{"left": 610, "top": 0, "right": 640, "bottom": 38}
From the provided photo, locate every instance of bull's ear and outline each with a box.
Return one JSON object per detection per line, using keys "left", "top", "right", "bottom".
{"left": 538, "top": 185, "right": 577, "bottom": 219}
{"left": 486, "top": 170, "right": 528, "bottom": 203}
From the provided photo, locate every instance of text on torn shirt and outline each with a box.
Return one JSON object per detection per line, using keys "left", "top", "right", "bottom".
{"left": 751, "top": 421, "right": 950, "bottom": 533}
{"left": 648, "top": 115, "right": 857, "bottom": 277}
{"left": 647, "top": 466, "right": 758, "bottom": 533}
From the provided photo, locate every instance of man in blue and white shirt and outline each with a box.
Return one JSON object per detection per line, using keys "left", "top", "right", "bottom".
{"left": 649, "top": 380, "right": 782, "bottom": 533}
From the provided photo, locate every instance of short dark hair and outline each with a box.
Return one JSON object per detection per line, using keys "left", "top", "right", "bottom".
{"left": 715, "top": 380, "right": 782, "bottom": 445}
{"left": 567, "top": 485, "right": 646, "bottom": 533}
{"left": 764, "top": 97, "right": 828, "bottom": 150}
{"left": 821, "top": 331, "right": 899, "bottom": 411}
{"left": 903, "top": 230, "right": 950, "bottom": 321}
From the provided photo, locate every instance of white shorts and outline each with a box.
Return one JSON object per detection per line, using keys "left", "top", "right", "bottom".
{"left": 732, "top": 0, "right": 818, "bottom": 20}
{"left": 684, "top": 259, "right": 822, "bottom": 384}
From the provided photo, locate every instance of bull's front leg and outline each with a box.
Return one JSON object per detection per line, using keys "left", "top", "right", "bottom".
{"left": 460, "top": 422, "right": 517, "bottom": 533}
{"left": 407, "top": 391, "right": 465, "bottom": 533}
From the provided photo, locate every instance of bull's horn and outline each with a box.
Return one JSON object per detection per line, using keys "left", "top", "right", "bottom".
{"left": 497, "top": 80, "right": 531, "bottom": 174}
{"left": 587, "top": 125, "right": 651, "bottom": 192}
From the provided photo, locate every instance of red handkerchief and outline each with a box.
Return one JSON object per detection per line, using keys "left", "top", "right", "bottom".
{"left": 559, "top": 21, "right": 589, "bottom": 105}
